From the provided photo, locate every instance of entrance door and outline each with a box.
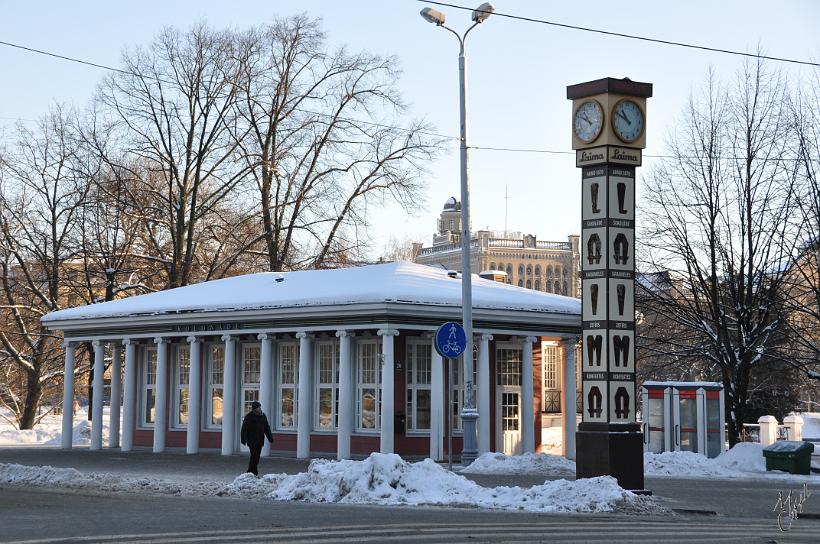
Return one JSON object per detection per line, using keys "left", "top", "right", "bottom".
{"left": 497, "top": 387, "right": 522, "bottom": 455}
{"left": 238, "top": 344, "right": 261, "bottom": 452}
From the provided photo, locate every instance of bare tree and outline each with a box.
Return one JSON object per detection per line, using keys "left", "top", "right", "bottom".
{"left": 97, "top": 23, "right": 249, "bottom": 288}
{"left": 0, "top": 108, "right": 88, "bottom": 429}
{"left": 232, "top": 16, "right": 441, "bottom": 271}
{"left": 638, "top": 61, "right": 803, "bottom": 446}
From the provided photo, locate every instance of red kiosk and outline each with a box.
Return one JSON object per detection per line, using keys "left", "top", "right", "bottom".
{"left": 641, "top": 381, "right": 726, "bottom": 458}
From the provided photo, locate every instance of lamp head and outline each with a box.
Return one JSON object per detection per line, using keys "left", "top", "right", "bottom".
{"left": 472, "top": 2, "right": 495, "bottom": 23}
{"left": 420, "top": 7, "right": 446, "bottom": 26}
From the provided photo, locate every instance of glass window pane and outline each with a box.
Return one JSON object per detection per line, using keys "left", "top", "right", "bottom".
{"left": 243, "top": 346, "right": 261, "bottom": 384}
{"left": 361, "top": 388, "right": 376, "bottom": 429}
{"left": 416, "top": 390, "right": 431, "bottom": 430}
{"left": 178, "top": 347, "right": 190, "bottom": 385}
{"left": 318, "top": 388, "right": 333, "bottom": 429}
{"left": 211, "top": 388, "right": 223, "bottom": 425}
{"left": 178, "top": 388, "right": 189, "bottom": 424}
{"left": 280, "top": 389, "right": 294, "bottom": 427}
{"left": 145, "top": 388, "right": 156, "bottom": 423}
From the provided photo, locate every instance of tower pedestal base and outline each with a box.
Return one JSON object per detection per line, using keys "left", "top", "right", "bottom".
{"left": 575, "top": 422, "right": 646, "bottom": 492}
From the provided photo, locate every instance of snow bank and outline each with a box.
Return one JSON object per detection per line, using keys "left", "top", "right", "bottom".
{"left": 0, "top": 410, "right": 111, "bottom": 447}
{"left": 645, "top": 443, "right": 815, "bottom": 481}
{"left": 0, "top": 454, "right": 659, "bottom": 515}
{"left": 541, "top": 426, "right": 563, "bottom": 451}
{"left": 460, "top": 452, "right": 575, "bottom": 476}
{"left": 225, "top": 453, "right": 656, "bottom": 514}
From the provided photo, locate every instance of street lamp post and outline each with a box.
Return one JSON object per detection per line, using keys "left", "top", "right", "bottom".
{"left": 421, "top": 2, "right": 494, "bottom": 466}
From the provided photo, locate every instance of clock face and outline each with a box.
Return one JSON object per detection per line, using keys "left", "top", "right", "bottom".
{"left": 612, "top": 99, "right": 644, "bottom": 143}
{"left": 573, "top": 100, "right": 604, "bottom": 144}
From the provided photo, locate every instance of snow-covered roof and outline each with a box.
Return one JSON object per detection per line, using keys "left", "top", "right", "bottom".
{"left": 43, "top": 262, "right": 580, "bottom": 326}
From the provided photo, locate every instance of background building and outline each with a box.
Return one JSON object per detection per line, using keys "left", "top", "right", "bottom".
{"left": 413, "top": 197, "right": 581, "bottom": 297}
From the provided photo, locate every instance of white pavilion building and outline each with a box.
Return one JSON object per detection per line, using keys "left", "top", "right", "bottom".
{"left": 43, "top": 262, "right": 581, "bottom": 460}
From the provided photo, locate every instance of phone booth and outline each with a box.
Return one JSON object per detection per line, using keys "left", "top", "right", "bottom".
{"left": 641, "top": 381, "right": 726, "bottom": 458}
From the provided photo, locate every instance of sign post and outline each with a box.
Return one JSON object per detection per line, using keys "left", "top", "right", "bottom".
{"left": 568, "top": 77, "right": 652, "bottom": 492}
{"left": 435, "top": 322, "right": 467, "bottom": 470}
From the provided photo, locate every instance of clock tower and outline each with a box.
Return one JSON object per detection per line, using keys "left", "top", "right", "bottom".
{"left": 568, "top": 77, "right": 652, "bottom": 492}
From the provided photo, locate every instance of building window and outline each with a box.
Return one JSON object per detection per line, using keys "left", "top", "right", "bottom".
{"left": 173, "top": 345, "right": 190, "bottom": 428}
{"left": 554, "top": 281, "right": 561, "bottom": 293}
{"left": 496, "top": 346, "right": 522, "bottom": 386}
{"left": 278, "top": 342, "right": 299, "bottom": 430}
{"left": 406, "top": 340, "right": 432, "bottom": 432}
{"left": 526, "top": 265, "right": 532, "bottom": 276}
{"left": 518, "top": 264, "right": 524, "bottom": 278}
{"left": 140, "top": 346, "right": 157, "bottom": 427}
{"left": 506, "top": 264, "right": 513, "bottom": 283}
{"left": 563, "top": 281, "right": 568, "bottom": 295}
{"left": 356, "top": 340, "right": 381, "bottom": 431}
{"left": 535, "top": 279, "right": 541, "bottom": 290}
{"left": 535, "top": 265, "right": 541, "bottom": 277}
{"left": 542, "top": 345, "right": 561, "bottom": 413}
{"left": 206, "top": 345, "right": 225, "bottom": 428}
{"left": 526, "top": 279, "right": 532, "bottom": 289}
{"left": 448, "top": 219, "right": 454, "bottom": 231}
{"left": 450, "top": 347, "right": 478, "bottom": 432}
{"left": 315, "top": 341, "right": 340, "bottom": 430}
{"left": 518, "top": 279, "right": 523, "bottom": 287}
{"left": 489, "top": 262, "right": 496, "bottom": 270}
{"left": 241, "top": 343, "right": 261, "bottom": 417}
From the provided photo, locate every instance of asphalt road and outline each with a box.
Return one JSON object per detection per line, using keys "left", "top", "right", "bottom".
{"left": 1, "top": 447, "right": 819, "bottom": 543}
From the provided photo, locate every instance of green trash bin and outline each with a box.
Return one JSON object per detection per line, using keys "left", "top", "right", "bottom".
{"left": 762, "top": 441, "right": 815, "bottom": 475}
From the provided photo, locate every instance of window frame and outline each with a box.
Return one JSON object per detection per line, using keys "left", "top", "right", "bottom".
{"left": 541, "top": 343, "right": 562, "bottom": 414}
{"left": 172, "top": 344, "right": 191, "bottom": 429}
{"left": 405, "top": 339, "right": 432, "bottom": 434}
{"left": 205, "top": 343, "right": 225, "bottom": 430}
{"left": 355, "top": 338, "right": 381, "bottom": 433}
{"left": 139, "top": 345, "right": 158, "bottom": 428}
{"left": 313, "top": 340, "right": 340, "bottom": 432}
{"left": 240, "top": 342, "right": 261, "bottom": 419}
{"left": 276, "top": 341, "right": 299, "bottom": 431}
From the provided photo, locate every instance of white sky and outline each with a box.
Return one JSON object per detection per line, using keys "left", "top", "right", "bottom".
{"left": 1, "top": 1, "right": 817, "bottom": 259}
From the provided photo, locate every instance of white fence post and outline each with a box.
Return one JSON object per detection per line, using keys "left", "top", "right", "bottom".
{"left": 783, "top": 414, "right": 804, "bottom": 442}
{"left": 758, "top": 415, "right": 778, "bottom": 447}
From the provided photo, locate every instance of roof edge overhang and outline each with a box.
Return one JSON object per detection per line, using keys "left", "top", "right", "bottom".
{"left": 45, "top": 300, "right": 581, "bottom": 338}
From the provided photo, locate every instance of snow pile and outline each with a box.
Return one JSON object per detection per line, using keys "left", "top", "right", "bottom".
{"left": 645, "top": 443, "right": 816, "bottom": 480}
{"left": 460, "top": 452, "right": 575, "bottom": 476}
{"left": 0, "top": 410, "right": 110, "bottom": 447}
{"left": 226, "top": 453, "right": 655, "bottom": 513}
{"left": 0, "top": 454, "right": 659, "bottom": 514}
{"left": 541, "top": 426, "right": 563, "bottom": 452}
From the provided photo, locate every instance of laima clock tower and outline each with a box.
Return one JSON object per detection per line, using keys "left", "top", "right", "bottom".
{"left": 567, "top": 77, "right": 652, "bottom": 492}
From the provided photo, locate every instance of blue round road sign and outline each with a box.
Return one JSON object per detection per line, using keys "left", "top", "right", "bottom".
{"left": 434, "top": 322, "right": 467, "bottom": 358}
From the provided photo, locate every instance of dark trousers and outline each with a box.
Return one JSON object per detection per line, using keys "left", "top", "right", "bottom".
{"left": 247, "top": 443, "right": 263, "bottom": 475}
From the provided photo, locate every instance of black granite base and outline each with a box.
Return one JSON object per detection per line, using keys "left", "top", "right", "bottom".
{"left": 575, "top": 422, "right": 647, "bottom": 492}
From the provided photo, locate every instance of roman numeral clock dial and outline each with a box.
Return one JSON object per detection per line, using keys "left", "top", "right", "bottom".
{"left": 611, "top": 99, "right": 645, "bottom": 143}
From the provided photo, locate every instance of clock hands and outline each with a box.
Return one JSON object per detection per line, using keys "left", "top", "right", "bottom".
{"left": 617, "top": 110, "right": 632, "bottom": 126}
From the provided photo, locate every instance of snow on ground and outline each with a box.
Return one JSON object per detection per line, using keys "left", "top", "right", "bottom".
{"left": 541, "top": 426, "right": 563, "bottom": 454}
{"left": 0, "top": 409, "right": 111, "bottom": 447}
{"left": 0, "top": 453, "right": 660, "bottom": 514}
{"left": 460, "top": 452, "right": 575, "bottom": 476}
{"left": 644, "top": 443, "right": 818, "bottom": 481}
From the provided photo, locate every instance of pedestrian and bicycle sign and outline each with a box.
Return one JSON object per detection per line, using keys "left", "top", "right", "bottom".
{"left": 434, "top": 322, "right": 467, "bottom": 358}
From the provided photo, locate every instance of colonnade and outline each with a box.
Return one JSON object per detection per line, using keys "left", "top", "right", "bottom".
{"left": 60, "top": 330, "right": 578, "bottom": 461}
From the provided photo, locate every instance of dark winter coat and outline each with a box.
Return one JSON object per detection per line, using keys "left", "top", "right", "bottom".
{"left": 240, "top": 411, "right": 273, "bottom": 447}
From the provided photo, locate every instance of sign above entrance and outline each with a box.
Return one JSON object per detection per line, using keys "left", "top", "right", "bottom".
{"left": 434, "top": 322, "right": 468, "bottom": 358}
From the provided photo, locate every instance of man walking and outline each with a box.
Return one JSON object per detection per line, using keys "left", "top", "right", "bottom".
{"left": 240, "top": 401, "right": 273, "bottom": 476}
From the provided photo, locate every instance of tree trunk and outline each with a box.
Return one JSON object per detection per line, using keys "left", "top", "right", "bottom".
{"left": 19, "top": 369, "right": 42, "bottom": 430}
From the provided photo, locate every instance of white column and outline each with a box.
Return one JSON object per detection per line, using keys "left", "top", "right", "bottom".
{"left": 61, "top": 342, "right": 76, "bottom": 450}
{"left": 296, "top": 332, "right": 313, "bottom": 459}
{"left": 477, "top": 334, "right": 492, "bottom": 455}
{"left": 108, "top": 343, "right": 121, "bottom": 448}
{"left": 758, "top": 415, "right": 778, "bottom": 447}
{"left": 521, "top": 336, "right": 537, "bottom": 454}
{"left": 221, "top": 335, "right": 236, "bottom": 456}
{"left": 561, "top": 336, "right": 577, "bottom": 460}
{"left": 153, "top": 337, "right": 169, "bottom": 453}
{"left": 784, "top": 414, "right": 804, "bottom": 441}
{"left": 91, "top": 340, "right": 105, "bottom": 451}
{"left": 258, "top": 333, "right": 274, "bottom": 457}
{"left": 430, "top": 338, "right": 445, "bottom": 461}
{"left": 186, "top": 336, "right": 202, "bottom": 454}
{"left": 378, "top": 329, "right": 398, "bottom": 454}
{"left": 336, "top": 330, "right": 353, "bottom": 460}
{"left": 121, "top": 339, "right": 136, "bottom": 452}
